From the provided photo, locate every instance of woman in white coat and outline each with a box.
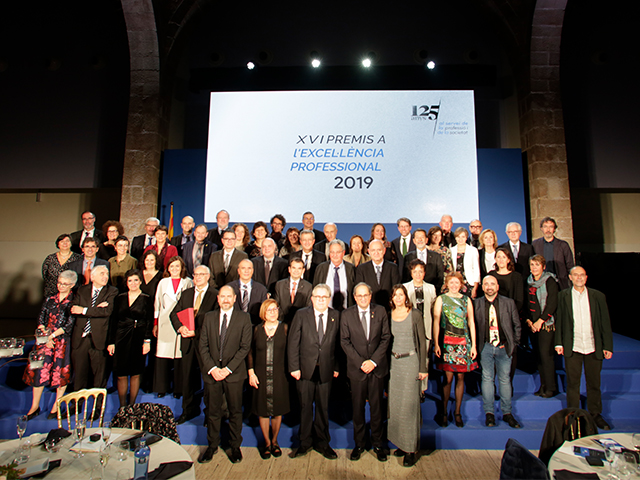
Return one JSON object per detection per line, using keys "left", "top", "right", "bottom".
{"left": 153, "top": 255, "right": 192, "bottom": 397}
{"left": 403, "top": 258, "right": 437, "bottom": 398}
{"left": 449, "top": 227, "right": 480, "bottom": 298}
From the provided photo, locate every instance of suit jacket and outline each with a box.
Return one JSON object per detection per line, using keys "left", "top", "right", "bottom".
{"left": 401, "top": 249, "right": 444, "bottom": 292}
{"left": 290, "top": 249, "right": 326, "bottom": 283}
{"left": 313, "top": 228, "right": 326, "bottom": 243}
{"left": 474, "top": 294, "right": 521, "bottom": 356}
{"left": 313, "top": 261, "right": 356, "bottom": 309}
{"left": 479, "top": 249, "right": 497, "bottom": 279}
{"left": 131, "top": 234, "right": 154, "bottom": 260}
{"left": 355, "top": 261, "right": 400, "bottom": 310}
{"left": 182, "top": 240, "right": 217, "bottom": 277}
{"left": 71, "top": 283, "right": 118, "bottom": 351}
{"left": 340, "top": 304, "right": 390, "bottom": 380}
{"left": 288, "top": 306, "right": 340, "bottom": 383}
{"left": 442, "top": 231, "right": 455, "bottom": 248}
{"left": 170, "top": 285, "right": 219, "bottom": 355}
{"left": 171, "top": 233, "right": 194, "bottom": 258}
{"left": 251, "top": 256, "right": 288, "bottom": 294}
{"left": 208, "top": 248, "right": 248, "bottom": 289}
{"left": 273, "top": 277, "right": 313, "bottom": 324}
{"left": 66, "top": 256, "right": 110, "bottom": 288}
{"left": 207, "top": 228, "right": 224, "bottom": 251}
{"left": 555, "top": 287, "right": 613, "bottom": 360}
{"left": 391, "top": 236, "right": 416, "bottom": 275}
{"left": 403, "top": 280, "right": 437, "bottom": 340}
{"left": 70, "top": 229, "right": 107, "bottom": 254}
{"left": 227, "top": 280, "right": 268, "bottom": 325}
{"left": 198, "top": 308, "right": 252, "bottom": 384}
{"left": 532, "top": 237, "right": 575, "bottom": 290}
{"left": 499, "top": 240, "right": 533, "bottom": 282}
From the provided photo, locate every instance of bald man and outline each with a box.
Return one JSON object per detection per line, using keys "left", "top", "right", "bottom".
{"left": 171, "top": 215, "right": 196, "bottom": 257}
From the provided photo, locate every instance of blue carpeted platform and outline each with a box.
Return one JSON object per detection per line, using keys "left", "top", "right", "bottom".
{"left": 1, "top": 333, "right": 639, "bottom": 450}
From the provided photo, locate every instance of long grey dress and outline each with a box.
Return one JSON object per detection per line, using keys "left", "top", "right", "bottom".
{"left": 388, "top": 313, "right": 421, "bottom": 453}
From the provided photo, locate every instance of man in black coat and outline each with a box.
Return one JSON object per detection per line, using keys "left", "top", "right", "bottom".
{"left": 182, "top": 224, "right": 217, "bottom": 277}
{"left": 355, "top": 239, "right": 400, "bottom": 311}
{"left": 130, "top": 217, "right": 159, "bottom": 260}
{"left": 227, "top": 259, "right": 268, "bottom": 325}
{"left": 170, "top": 215, "right": 195, "bottom": 257}
{"left": 69, "top": 211, "right": 107, "bottom": 254}
{"left": 500, "top": 221, "right": 534, "bottom": 282}
{"left": 290, "top": 230, "right": 326, "bottom": 283}
{"left": 401, "top": 228, "right": 444, "bottom": 291}
{"left": 65, "top": 237, "right": 110, "bottom": 289}
{"left": 532, "top": 216, "right": 574, "bottom": 290}
{"left": 198, "top": 285, "right": 252, "bottom": 464}
{"left": 288, "top": 284, "right": 340, "bottom": 460}
{"left": 273, "top": 257, "right": 312, "bottom": 324}
{"left": 340, "top": 283, "right": 391, "bottom": 462}
{"left": 313, "top": 241, "right": 356, "bottom": 312}
{"left": 251, "top": 238, "right": 288, "bottom": 294}
{"left": 170, "top": 265, "right": 218, "bottom": 424}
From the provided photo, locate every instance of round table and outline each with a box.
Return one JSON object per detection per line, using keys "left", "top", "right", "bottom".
{"left": 548, "top": 432, "right": 638, "bottom": 478}
{"left": 0, "top": 427, "right": 195, "bottom": 479}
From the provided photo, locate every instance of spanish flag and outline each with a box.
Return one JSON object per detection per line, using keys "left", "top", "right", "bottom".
{"left": 168, "top": 202, "right": 174, "bottom": 238}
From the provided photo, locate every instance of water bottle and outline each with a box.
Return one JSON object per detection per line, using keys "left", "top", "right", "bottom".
{"left": 133, "top": 437, "right": 150, "bottom": 480}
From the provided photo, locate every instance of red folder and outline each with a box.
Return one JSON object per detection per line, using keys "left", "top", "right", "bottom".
{"left": 177, "top": 308, "right": 195, "bottom": 332}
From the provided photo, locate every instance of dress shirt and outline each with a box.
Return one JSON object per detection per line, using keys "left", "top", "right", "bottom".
{"left": 400, "top": 235, "right": 411, "bottom": 255}
{"left": 144, "top": 234, "right": 156, "bottom": 247}
{"left": 509, "top": 241, "right": 520, "bottom": 261}
{"left": 325, "top": 262, "right": 348, "bottom": 310}
{"left": 81, "top": 285, "right": 103, "bottom": 315}
{"left": 314, "top": 308, "right": 328, "bottom": 335}
{"left": 82, "top": 257, "right": 97, "bottom": 273}
{"left": 571, "top": 287, "right": 595, "bottom": 355}
{"left": 415, "top": 248, "right": 428, "bottom": 264}
{"left": 289, "top": 278, "right": 300, "bottom": 296}
{"left": 80, "top": 228, "right": 95, "bottom": 245}
{"left": 194, "top": 284, "right": 209, "bottom": 308}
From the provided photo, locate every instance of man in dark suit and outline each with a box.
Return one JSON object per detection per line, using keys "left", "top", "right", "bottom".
{"left": 130, "top": 217, "right": 160, "bottom": 260}
{"left": 390, "top": 217, "right": 415, "bottom": 275}
{"left": 340, "top": 283, "right": 391, "bottom": 462}
{"left": 182, "top": 224, "right": 217, "bottom": 277}
{"left": 170, "top": 265, "right": 218, "bottom": 424}
{"left": 273, "top": 257, "right": 312, "bottom": 324}
{"left": 555, "top": 266, "right": 613, "bottom": 431}
{"left": 314, "top": 222, "right": 349, "bottom": 256}
{"left": 208, "top": 228, "right": 248, "bottom": 289}
{"left": 198, "top": 285, "right": 252, "bottom": 464}
{"left": 468, "top": 219, "right": 483, "bottom": 248}
{"left": 70, "top": 265, "right": 118, "bottom": 391}
{"left": 474, "top": 275, "right": 522, "bottom": 429}
{"left": 65, "top": 237, "right": 110, "bottom": 289}
{"left": 355, "top": 239, "right": 400, "bottom": 311}
{"left": 439, "top": 214, "right": 455, "bottom": 248}
{"left": 401, "top": 228, "right": 444, "bottom": 291}
{"left": 207, "top": 209, "right": 230, "bottom": 250}
{"left": 290, "top": 230, "right": 326, "bottom": 283}
{"left": 288, "top": 284, "right": 340, "bottom": 459}
{"left": 227, "top": 259, "right": 268, "bottom": 325}
{"left": 500, "top": 221, "right": 534, "bottom": 282}
{"left": 171, "top": 215, "right": 195, "bottom": 257}
{"left": 313, "top": 240, "right": 356, "bottom": 312}
{"left": 70, "top": 211, "right": 107, "bottom": 254}
{"left": 532, "top": 216, "right": 574, "bottom": 290}
{"left": 302, "top": 211, "right": 326, "bottom": 243}
{"left": 251, "top": 238, "right": 288, "bottom": 294}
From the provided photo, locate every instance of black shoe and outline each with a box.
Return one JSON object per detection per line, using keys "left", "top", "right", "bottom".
{"left": 350, "top": 446, "right": 365, "bottom": 461}
{"left": 593, "top": 414, "right": 611, "bottom": 431}
{"left": 198, "top": 446, "right": 218, "bottom": 463}
{"left": 259, "top": 445, "right": 271, "bottom": 460}
{"left": 291, "top": 446, "right": 310, "bottom": 458}
{"left": 47, "top": 411, "right": 57, "bottom": 420}
{"left": 271, "top": 444, "right": 282, "bottom": 457}
{"left": 157, "top": 393, "right": 165, "bottom": 398}
{"left": 176, "top": 412, "right": 198, "bottom": 425}
{"left": 485, "top": 413, "right": 496, "bottom": 427}
{"left": 503, "top": 414, "right": 522, "bottom": 429}
{"left": 25, "top": 408, "right": 41, "bottom": 420}
{"left": 373, "top": 447, "right": 388, "bottom": 462}
{"left": 228, "top": 447, "right": 242, "bottom": 463}
{"left": 534, "top": 388, "right": 544, "bottom": 397}
{"left": 403, "top": 452, "right": 417, "bottom": 467}
{"left": 454, "top": 413, "right": 464, "bottom": 428}
{"left": 437, "top": 414, "right": 448, "bottom": 427}
{"left": 539, "top": 390, "right": 557, "bottom": 398}
{"left": 315, "top": 445, "right": 338, "bottom": 460}
{"left": 394, "top": 448, "right": 406, "bottom": 457}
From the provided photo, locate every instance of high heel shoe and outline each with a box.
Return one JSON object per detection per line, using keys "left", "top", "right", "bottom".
{"left": 438, "top": 414, "right": 448, "bottom": 427}
{"left": 47, "top": 411, "right": 58, "bottom": 420}
{"left": 454, "top": 413, "right": 464, "bottom": 428}
{"left": 25, "top": 408, "right": 41, "bottom": 420}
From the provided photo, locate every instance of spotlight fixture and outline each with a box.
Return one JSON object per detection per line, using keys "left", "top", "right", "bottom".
{"left": 362, "top": 58, "right": 372, "bottom": 68}
{"left": 311, "top": 58, "right": 321, "bottom": 68}
{"left": 426, "top": 61, "right": 436, "bottom": 70}
{"left": 246, "top": 61, "right": 255, "bottom": 70}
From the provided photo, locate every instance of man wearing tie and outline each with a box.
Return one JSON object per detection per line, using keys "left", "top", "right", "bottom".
{"left": 182, "top": 224, "right": 217, "bottom": 277}
{"left": 251, "top": 238, "right": 288, "bottom": 294}
{"left": 500, "top": 222, "right": 533, "bottom": 282}
{"left": 390, "top": 217, "right": 415, "bottom": 275}
{"left": 70, "top": 211, "right": 107, "bottom": 254}
{"left": 273, "top": 258, "right": 312, "bottom": 324}
{"left": 290, "top": 230, "right": 326, "bottom": 283}
{"left": 401, "top": 229, "right": 444, "bottom": 291}
{"left": 208, "top": 229, "right": 248, "bottom": 289}
{"left": 207, "top": 209, "right": 231, "bottom": 251}
{"left": 65, "top": 237, "right": 110, "bottom": 289}
{"left": 198, "top": 285, "right": 252, "bottom": 464}
{"left": 70, "top": 265, "right": 118, "bottom": 391}
{"left": 170, "top": 265, "right": 218, "bottom": 424}
{"left": 313, "top": 240, "right": 355, "bottom": 312}
{"left": 340, "top": 283, "right": 391, "bottom": 462}
{"left": 130, "top": 217, "right": 160, "bottom": 260}
{"left": 355, "top": 239, "right": 400, "bottom": 311}
{"left": 227, "top": 259, "right": 268, "bottom": 325}
{"left": 288, "top": 284, "right": 340, "bottom": 459}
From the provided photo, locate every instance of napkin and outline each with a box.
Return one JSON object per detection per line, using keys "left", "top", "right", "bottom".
{"left": 148, "top": 461, "right": 193, "bottom": 480}
{"left": 553, "top": 469, "right": 600, "bottom": 480}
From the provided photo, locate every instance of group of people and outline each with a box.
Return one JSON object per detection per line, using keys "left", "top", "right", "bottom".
{"left": 25, "top": 209, "right": 613, "bottom": 466}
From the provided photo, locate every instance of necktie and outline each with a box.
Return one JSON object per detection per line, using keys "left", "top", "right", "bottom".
{"left": 146, "top": 236, "right": 152, "bottom": 247}
{"left": 84, "top": 263, "right": 92, "bottom": 285}
{"left": 219, "top": 313, "right": 228, "bottom": 361}
{"left": 290, "top": 281, "right": 297, "bottom": 304}
{"left": 264, "top": 260, "right": 271, "bottom": 285}
{"left": 304, "top": 254, "right": 310, "bottom": 269}
{"left": 419, "top": 249, "right": 426, "bottom": 263}
{"left": 333, "top": 266, "right": 342, "bottom": 310}
{"left": 241, "top": 285, "right": 249, "bottom": 312}
{"left": 317, "top": 313, "right": 324, "bottom": 344}
{"left": 83, "top": 289, "right": 98, "bottom": 337}
{"left": 224, "top": 253, "right": 230, "bottom": 273}
{"left": 360, "top": 311, "right": 368, "bottom": 341}
{"left": 375, "top": 265, "right": 382, "bottom": 285}
{"left": 512, "top": 244, "right": 519, "bottom": 261}
{"left": 489, "top": 304, "right": 500, "bottom": 346}
{"left": 194, "top": 243, "right": 203, "bottom": 268}
{"left": 402, "top": 237, "right": 408, "bottom": 256}
{"left": 194, "top": 289, "right": 202, "bottom": 315}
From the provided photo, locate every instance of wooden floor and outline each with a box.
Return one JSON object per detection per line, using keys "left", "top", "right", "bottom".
{"left": 183, "top": 445, "right": 507, "bottom": 480}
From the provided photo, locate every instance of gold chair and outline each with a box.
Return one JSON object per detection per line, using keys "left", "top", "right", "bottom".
{"left": 56, "top": 388, "right": 107, "bottom": 430}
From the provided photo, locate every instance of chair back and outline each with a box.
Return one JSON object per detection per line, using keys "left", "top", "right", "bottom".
{"left": 110, "top": 403, "right": 180, "bottom": 443}
{"left": 500, "top": 438, "right": 550, "bottom": 480}
{"left": 538, "top": 408, "right": 598, "bottom": 464}
{"left": 56, "top": 388, "right": 107, "bottom": 430}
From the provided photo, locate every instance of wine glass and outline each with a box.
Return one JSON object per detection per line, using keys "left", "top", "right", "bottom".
{"left": 72, "top": 419, "right": 86, "bottom": 458}
{"left": 116, "top": 441, "right": 130, "bottom": 461}
{"left": 605, "top": 446, "right": 620, "bottom": 480}
{"left": 99, "top": 444, "right": 110, "bottom": 478}
{"left": 14, "top": 415, "right": 27, "bottom": 457}
{"left": 102, "top": 422, "right": 112, "bottom": 445}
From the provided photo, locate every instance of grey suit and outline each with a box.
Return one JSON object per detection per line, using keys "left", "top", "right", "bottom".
{"left": 273, "top": 277, "right": 313, "bottom": 324}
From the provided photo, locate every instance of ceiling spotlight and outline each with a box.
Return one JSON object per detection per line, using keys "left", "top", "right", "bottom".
{"left": 246, "top": 61, "right": 255, "bottom": 70}
{"left": 426, "top": 61, "right": 436, "bottom": 70}
{"left": 311, "top": 58, "right": 321, "bottom": 68}
{"left": 362, "top": 58, "right": 372, "bottom": 68}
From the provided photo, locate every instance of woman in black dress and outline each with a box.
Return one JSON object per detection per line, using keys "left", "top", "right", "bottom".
{"left": 247, "top": 298, "right": 289, "bottom": 459}
{"left": 140, "top": 250, "right": 162, "bottom": 298}
{"left": 108, "top": 269, "right": 153, "bottom": 407}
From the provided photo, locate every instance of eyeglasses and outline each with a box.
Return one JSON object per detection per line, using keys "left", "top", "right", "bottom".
{"left": 313, "top": 295, "right": 330, "bottom": 300}
{"left": 355, "top": 294, "right": 371, "bottom": 299}
{"left": 57, "top": 282, "right": 74, "bottom": 287}
{"left": 193, "top": 273, "right": 209, "bottom": 277}
{"left": 266, "top": 307, "right": 279, "bottom": 313}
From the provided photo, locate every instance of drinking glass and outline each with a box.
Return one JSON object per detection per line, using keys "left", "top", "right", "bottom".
{"left": 99, "top": 444, "right": 111, "bottom": 478}
{"left": 72, "top": 419, "right": 86, "bottom": 458}
{"left": 605, "top": 446, "right": 620, "bottom": 480}
{"left": 14, "top": 415, "right": 28, "bottom": 457}
{"left": 102, "top": 422, "right": 112, "bottom": 445}
{"left": 116, "top": 441, "right": 130, "bottom": 461}
{"left": 619, "top": 452, "right": 638, "bottom": 479}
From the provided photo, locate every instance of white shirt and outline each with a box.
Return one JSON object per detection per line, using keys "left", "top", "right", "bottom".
{"left": 571, "top": 287, "right": 595, "bottom": 355}
{"left": 325, "top": 262, "right": 348, "bottom": 309}
{"left": 314, "top": 308, "right": 328, "bottom": 335}
{"left": 484, "top": 250, "right": 496, "bottom": 273}
{"left": 193, "top": 284, "right": 209, "bottom": 307}
{"left": 416, "top": 247, "right": 428, "bottom": 264}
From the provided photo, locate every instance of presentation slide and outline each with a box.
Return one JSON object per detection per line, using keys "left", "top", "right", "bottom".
{"left": 204, "top": 90, "right": 479, "bottom": 224}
